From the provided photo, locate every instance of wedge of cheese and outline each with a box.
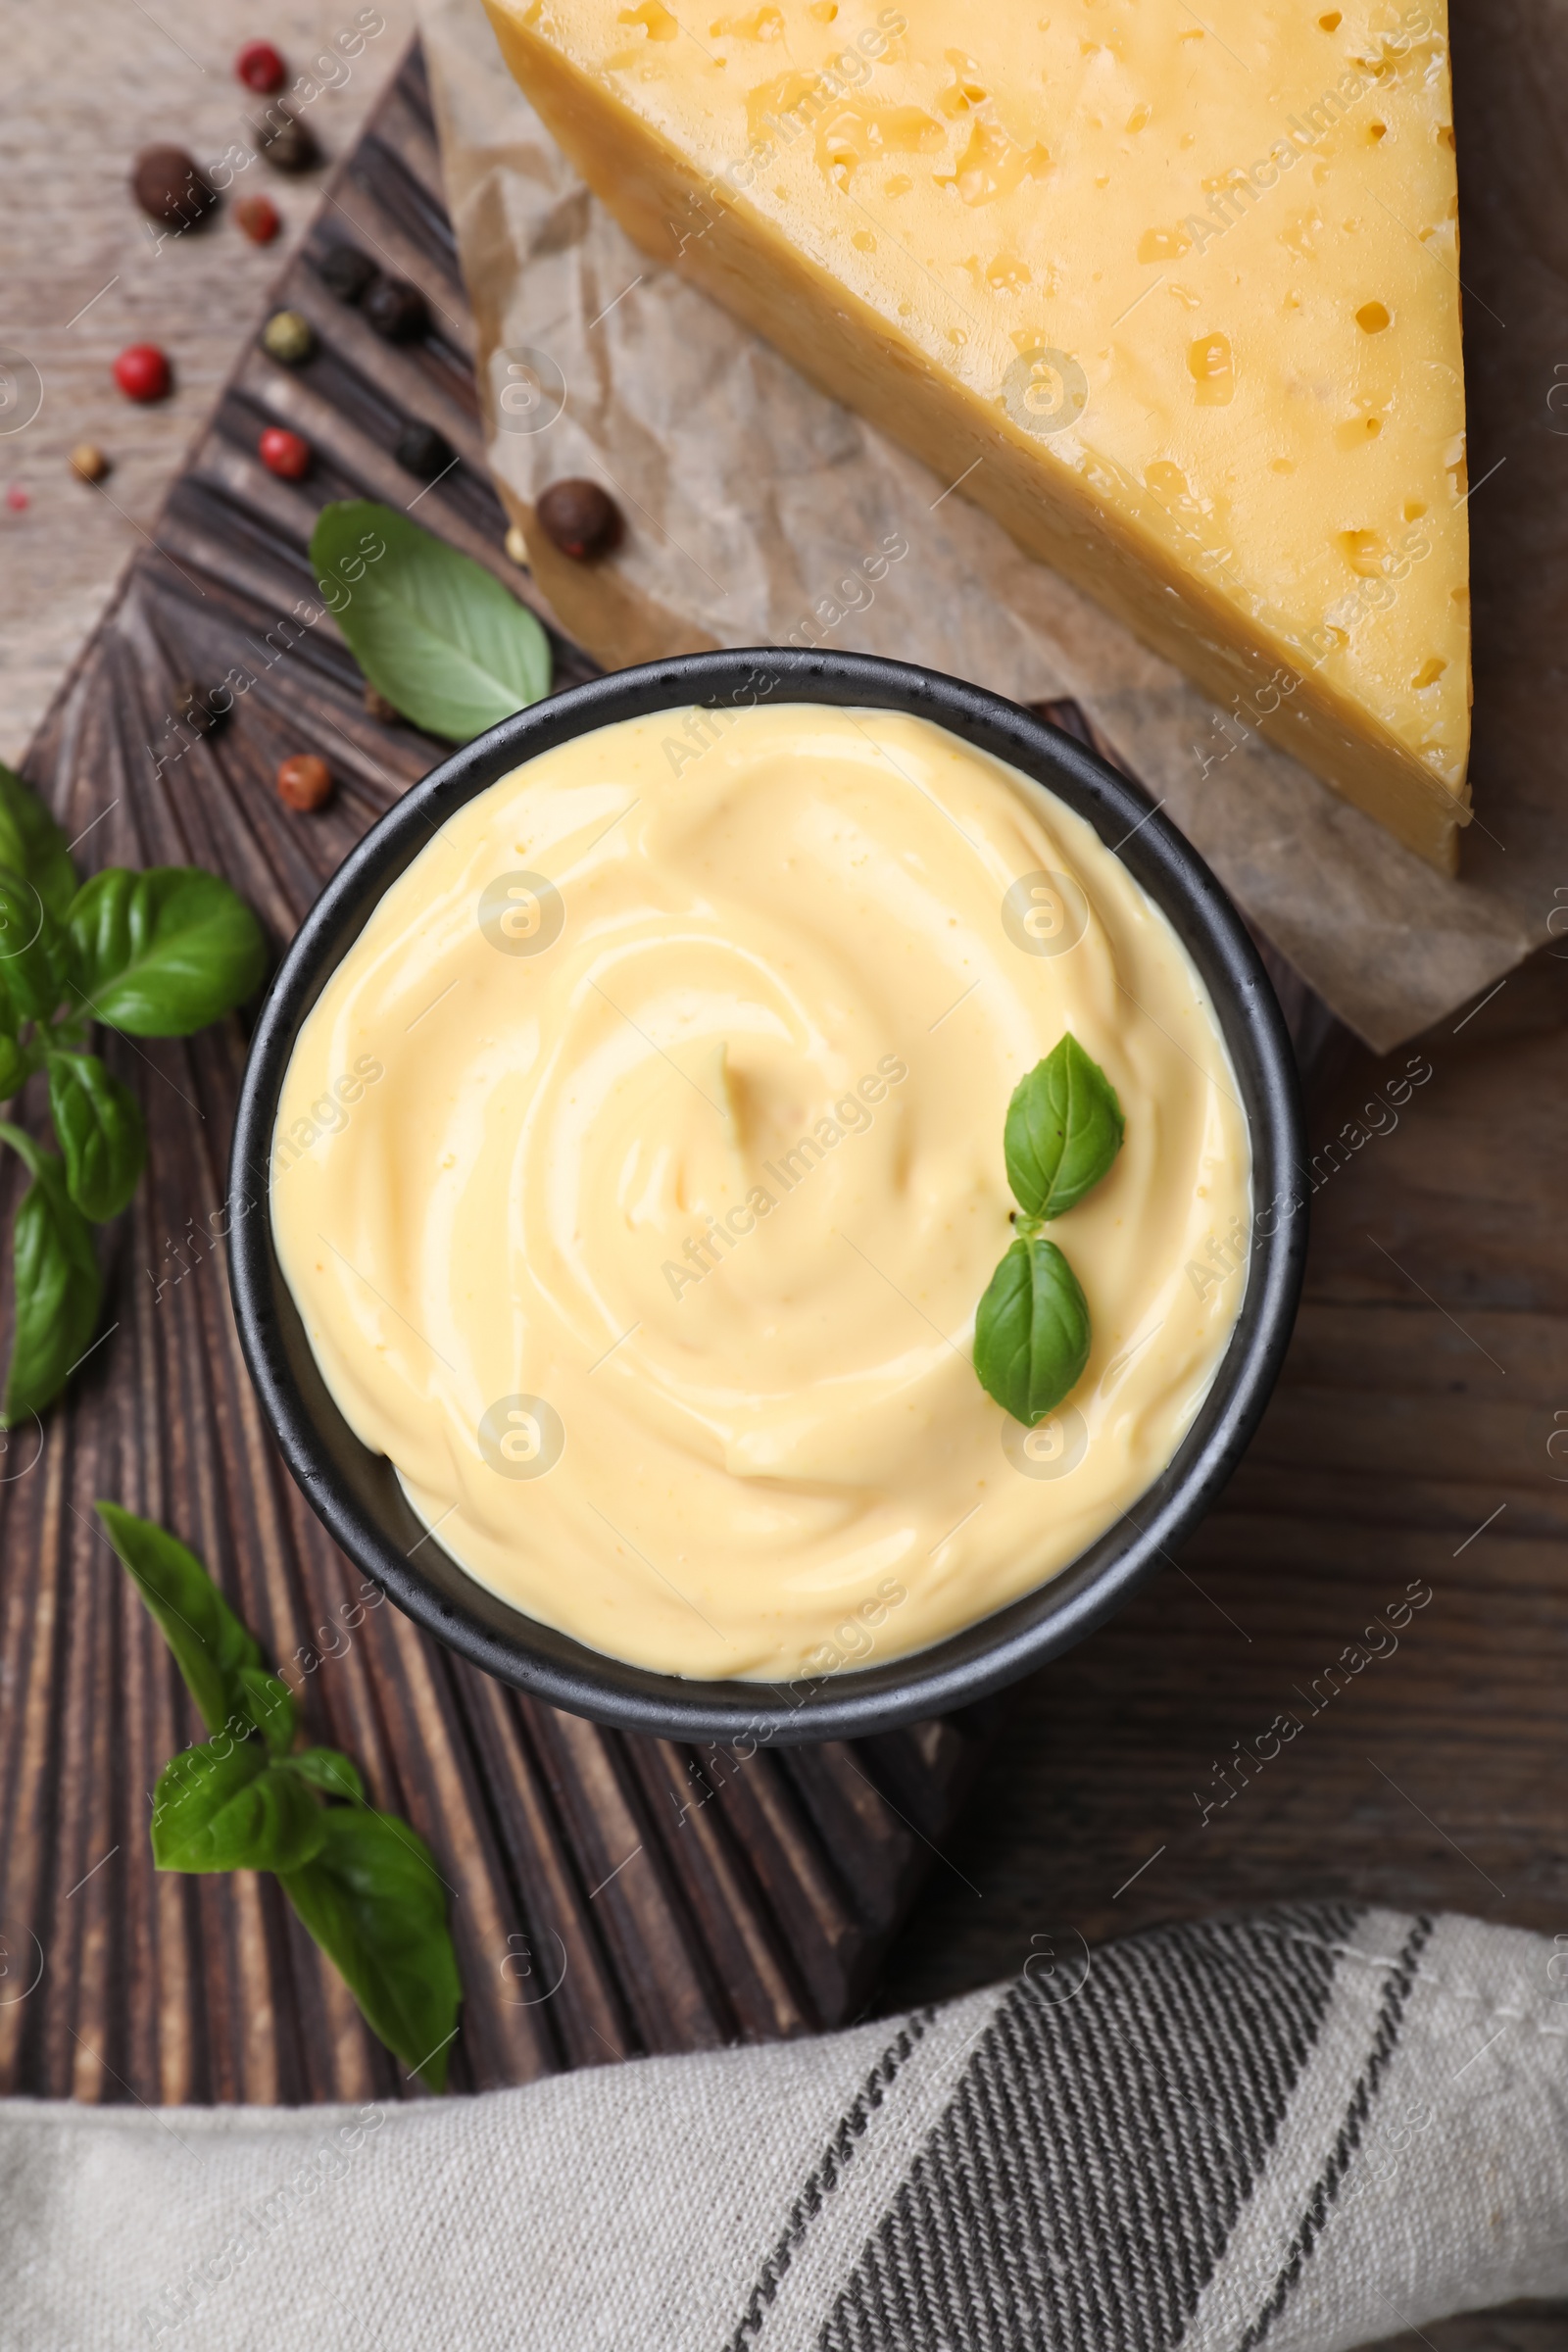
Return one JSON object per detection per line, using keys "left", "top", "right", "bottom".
{"left": 484, "top": 0, "right": 1471, "bottom": 867}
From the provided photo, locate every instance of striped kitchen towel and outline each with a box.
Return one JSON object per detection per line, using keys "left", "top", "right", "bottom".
{"left": 3, "top": 1905, "right": 1565, "bottom": 2350}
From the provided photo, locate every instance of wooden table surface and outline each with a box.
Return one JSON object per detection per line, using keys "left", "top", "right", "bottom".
{"left": 879, "top": 956, "right": 1568, "bottom": 2352}
{"left": 7, "top": 15, "right": 1567, "bottom": 2351}
{"left": 1, "top": 0, "right": 415, "bottom": 764}
{"left": 884, "top": 957, "right": 1568, "bottom": 2007}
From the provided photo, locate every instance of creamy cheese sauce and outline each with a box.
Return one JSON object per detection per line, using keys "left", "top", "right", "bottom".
{"left": 270, "top": 704, "right": 1250, "bottom": 1680}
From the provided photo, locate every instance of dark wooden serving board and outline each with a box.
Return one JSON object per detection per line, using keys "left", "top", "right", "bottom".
{"left": 0, "top": 34, "right": 1467, "bottom": 2123}
{"left": 0, "top": 42, "right": 1011, "bottom": 2107}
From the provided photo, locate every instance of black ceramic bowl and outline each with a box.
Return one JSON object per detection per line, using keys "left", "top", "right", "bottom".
{"left": 229, "top": 649, "right": 1306, "bottom": 1744}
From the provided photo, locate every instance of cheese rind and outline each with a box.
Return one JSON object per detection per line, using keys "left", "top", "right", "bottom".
{"left": 484, "top": 0, "right": 1471, "bottom": 867}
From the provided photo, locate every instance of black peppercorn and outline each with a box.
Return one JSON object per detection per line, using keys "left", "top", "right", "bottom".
{"left": 394, "top": 421, "right": 455, "bottom": 481}
{"left": 251, "top": 104, "right": 318, "bottom": 174}
{"left": 317, "top": 241, "right": 376, "bottom": 305}
{"left": 361, "top": 275, "right": 428, "bottom": 344}
{"left": 172, "top": 681, "right": 227, "bottom": 740}
{"left": 535, "top": 477, "right": 623, "bottom": 562}
{"left": 132, "top": 146, "right": 219, "bottom": 230}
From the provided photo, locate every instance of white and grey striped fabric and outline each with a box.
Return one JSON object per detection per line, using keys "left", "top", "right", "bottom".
{"left": 4, "top": 1906, "right": 1565, "bottom": 2350}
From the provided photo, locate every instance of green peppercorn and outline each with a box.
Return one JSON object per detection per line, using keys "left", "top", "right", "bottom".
{"left": 262, "top": 310, "right": 315, "bottom": 367}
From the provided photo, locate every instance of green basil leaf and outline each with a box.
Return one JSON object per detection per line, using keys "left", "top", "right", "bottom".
{"left": 1004, "top": 1034, "right": 1125, "bottom": 1221}
{"left": 311, "top": 499, "right": 551, "bottom": 743}
{"left": 974, "top": 1235, "right": 1091, "bottom": 1426}
{"left": 280, "top": 1808, "right": 460, "bottom": 2088}
{"left": 65, "top": 867, "right": 267, "bottom": 1037}
{"left": 236, "top": 1665, "right": 297, "bottom": 1757}
{"left": 96, "top": 1502, "right": 266, "bottom": 1735}
{"left": 0, "top": 761, "right": 77, "bottom": 922}
{"left": 284, "top": 1746, "right": 366, "bottom": 1803}
{"left": 2, "top": 1136, "right": 100, "bottom": 1425}
{"left": 46, "top": 1051, "right": 146, "bottom": 1222}
{"left": 0, "top": 1046, "right": 26, "bottom": 1101}
{"left": 0, "top": 979, "right": 26, "bottom": 1100}
{"left": 0, "top": 869, "right": 63, "bottom": 1023}
{"left": 152, "top": 1738, "right": 326, "bottom": 1874}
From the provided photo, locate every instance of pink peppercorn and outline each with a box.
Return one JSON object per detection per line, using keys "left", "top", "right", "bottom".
{"left": 235, "top": 193, "right": 281, "bottom": 244}
{"left": 113, "top": 345, "right": 172, "bottom": 403}
{"left": 236, "top": 40, "right": 286, "bottom": 93}
{"left": 258, "top": 426, "right": 311, "bottom": 480}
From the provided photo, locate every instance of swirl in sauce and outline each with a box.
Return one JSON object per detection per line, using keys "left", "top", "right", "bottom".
{"left": 271, "top": 705, "right": 1250, "bottom": 1679}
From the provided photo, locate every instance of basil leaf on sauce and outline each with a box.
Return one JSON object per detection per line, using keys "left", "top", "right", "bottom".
{"left": 974, "top": 1235, "right": 1093, "bottom": 1427}
{"left": 1004, "top": 1033, "right": 1125, "bottom": 1223}
{"left": 311, "top": 499, "right": 552, "bottom": 743}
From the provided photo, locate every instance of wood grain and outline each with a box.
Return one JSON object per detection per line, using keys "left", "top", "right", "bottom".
{"left": 880, "top": 950, "right": 1568, "bottom": 2010}
{"left": 5, "top": 29, "right": 1564, "bottom": 2349}
{"left": 0, "top": 0, "right": 423, "bottom": 765}
{"left": 0, "top": 43, "right": 993, "bottom": 2107}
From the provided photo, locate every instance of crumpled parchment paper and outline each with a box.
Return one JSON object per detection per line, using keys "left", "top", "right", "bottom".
{"left": 416, "top": 0, "right": 1560, "bottom": 1052}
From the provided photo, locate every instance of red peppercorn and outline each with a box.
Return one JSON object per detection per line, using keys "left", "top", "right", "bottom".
{"left": 258, "top": 427, "right": 310, "bottom": 480}
{"left": 235, "top": 193, "right": 281, "bottom": 245}
{"left": 236, "top": 39, "right": 286, "bottom": 93}
{"left": 113, "top": 344, "right": 172, "bottom": 403}
{"left": 5, "top": 487, "right": 29, "bottom": 514}
{"left": 276, "top": 754, "right": 332, "bottom": 811}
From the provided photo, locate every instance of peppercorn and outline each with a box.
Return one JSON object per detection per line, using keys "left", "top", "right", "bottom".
{"left": 535, "top": 478, "right": 623, "bottom": 562}
{"left": 173, "top": 682, "right": 227, "bottom": 740}
{"left": 235, "top": 193, "right": 281, "bottom": 244}
{"left": 235, "top": 38, "right": 286, "bottom": 92}
{"left": 258, "top": 426, "right": 311, "bottom": 480}
{"left": 251, "top": 104, "right": 317, "bottom": 174}
{"left": 317, "top": 242, "right": 376, "bottom": 305}
{"left": 70, "top": 444, "right": 110, "bottom": 483}
{"left": 276, "top": 754, "right": 332, "bottom": 811}
{"left": 394, "top": 421, "right": 455, "bottom": 481}
{"left": 113, "top": 345, "right": 172, "bottom": 403}
{"left": 5, "top": 487, "right": 29, "bottom": 514}
{"left": 363, "top": 684, "right": 401, "bottom": 724}
{"left": 504, "top": 525, "right": 529, "bottom": 566}
{"left": 361, "top": 275, "right": 428, "bottom": 344}
{"left": 262, "top": 310, "right": 315, "bottom": 366}
{"left": 132, "top": 146, "right": 219, "bottom": 230}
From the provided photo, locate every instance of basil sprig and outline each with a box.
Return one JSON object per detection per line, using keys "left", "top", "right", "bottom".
{"left": 973, "top": 1035, "right": 1124, "bottom": 1426}
{"left": 311, "top": 500, "right": 552, "bottom": 743}
{"left": 1004, "top": 1031, "right": 1125, "bottom": 1219}
{"left": 101, "top": 1503, "right": 461, "bottom": 2089}
{"left": 0, "top": 760, "right": 267, "bottom": 1426}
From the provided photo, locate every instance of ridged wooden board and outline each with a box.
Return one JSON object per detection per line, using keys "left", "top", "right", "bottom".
{"left": 0, "top": 42, "right": 1006, "bottom": 2106}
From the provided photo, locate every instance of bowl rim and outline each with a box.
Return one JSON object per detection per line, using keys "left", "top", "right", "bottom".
{"left": 228, "top": 647, "right": 1307, "bottom": 1745}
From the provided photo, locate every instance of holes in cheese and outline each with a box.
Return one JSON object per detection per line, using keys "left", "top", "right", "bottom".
{"left": 1188, "top": 332, "right": 1235, "bottom": 406}
{"left": 486, "top": 0, "right": 1472, "bottom": 867}
{"left": 617, "top": 2, "right": 676, "bottom": 36}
